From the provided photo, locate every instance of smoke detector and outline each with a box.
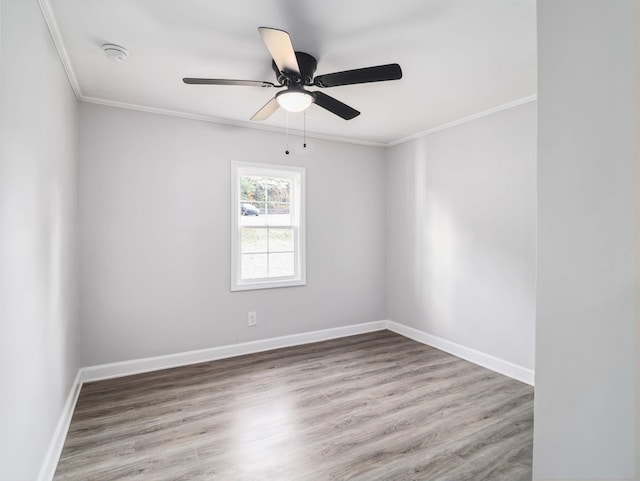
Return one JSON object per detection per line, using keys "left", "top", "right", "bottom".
{"left": 102, "top": 44, "right": 128, "bottom": 63}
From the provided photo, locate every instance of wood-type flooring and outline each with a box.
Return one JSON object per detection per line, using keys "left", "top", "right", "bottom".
{"left": 54, "top": 330, "right": 533, "bottom": 481}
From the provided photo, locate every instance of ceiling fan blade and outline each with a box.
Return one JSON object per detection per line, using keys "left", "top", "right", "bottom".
{"left": 312, "top": 91, "right": 360, "bottom": 120}
{"left": 251, "top": 97, "right": 280, "bottom": 121}
{"left": 183, "top": 78, "right": 275, "bottom": 87}
{"left": 258, "top": 27, "right": 300, "bottom": 75}
{"left": 314, "top": 64, "right": 402, "bottom": 88}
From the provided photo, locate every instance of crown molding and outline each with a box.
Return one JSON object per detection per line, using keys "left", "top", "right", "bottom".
{"left": 81, "top": 96, "right": 387, "bottom": 148}
{"left": 37, "top": 0, "right": 83, "bottom": 99}
{"left": 80, "top": 95, "right": 537, "bottom": 149}
{"left": 387, "top": 94, "right": 537, "bottom": 147}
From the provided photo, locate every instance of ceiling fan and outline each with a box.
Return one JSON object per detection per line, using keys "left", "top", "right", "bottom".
{"left": 183, "top": 27, "right": 402, "bottom": 121}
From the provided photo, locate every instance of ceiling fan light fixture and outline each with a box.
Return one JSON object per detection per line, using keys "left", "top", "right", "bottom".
{"left": 276, "top": 88, "right": 314, "bottom": 113}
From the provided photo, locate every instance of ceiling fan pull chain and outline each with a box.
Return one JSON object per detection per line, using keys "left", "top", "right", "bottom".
{"left": 285, "top": 111, "right": 290, "bottom": 155}
{"left": 303, "top": 112, "right": 307, "bottom": 148}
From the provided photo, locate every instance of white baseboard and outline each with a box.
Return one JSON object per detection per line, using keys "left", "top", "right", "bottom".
{"left": 80, "top": 318, "right": 533, "bottom": 386}
{"left": 79, "top": 320, "right": 534, "bottom": 386}
{"left": 37, "top": 370, "right": 83, "bottom": 481}
{"left": 81, "top": 321, "right": 387, "bottom": 383}
{"left": 385, "top": 320, "right": 534, "bottom": 386}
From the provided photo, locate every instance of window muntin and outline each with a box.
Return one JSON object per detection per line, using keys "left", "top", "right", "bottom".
{"left": 231, "top": 162, "right": 305, "bottom": 291}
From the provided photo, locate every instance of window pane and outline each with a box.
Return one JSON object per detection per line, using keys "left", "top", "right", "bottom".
{"left": 241, "top": 254, "right": 268, "bottom": 279}
{"left": 266, "top": 202, "right": 291, "bottom": 225}
{"left": 240, "top": 176, "right": 265, "bottom": 202}
{"left": 241, "top": 228, "right": 267, "bottom": 253}
{"left": 269, "top": 253, "right": 294, "bottom": 277}
{"left": 269, "top": 228, "right": 293, "bottom": 252}
{"left": 267, "top": 178, "right": 291, "bottom": 203}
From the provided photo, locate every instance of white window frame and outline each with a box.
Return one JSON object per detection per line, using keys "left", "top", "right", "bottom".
{"left": 231, "top": 161, "right": 306, "bottom": 291}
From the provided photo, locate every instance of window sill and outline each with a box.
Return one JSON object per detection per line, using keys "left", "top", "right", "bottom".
{"left": 231, "top": 278, "right": 306, "bottom": 292}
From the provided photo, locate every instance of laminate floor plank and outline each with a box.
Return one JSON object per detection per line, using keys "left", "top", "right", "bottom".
{"left": 54, "top": 330, "right": 533, "bottom": 481}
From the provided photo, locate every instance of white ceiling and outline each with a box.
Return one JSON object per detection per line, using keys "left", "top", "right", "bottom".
{"left": 46, "top": 0, "right": 536, "bottom": 146}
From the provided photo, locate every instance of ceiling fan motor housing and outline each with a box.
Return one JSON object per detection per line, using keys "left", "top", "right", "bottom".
{"left": 273, "top": 51, "right": 317, "bottom": 85}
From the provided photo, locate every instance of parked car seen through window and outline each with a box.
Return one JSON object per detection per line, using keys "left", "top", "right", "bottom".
{"left": 241, "top": 203, "right": 259, "bottom": 216}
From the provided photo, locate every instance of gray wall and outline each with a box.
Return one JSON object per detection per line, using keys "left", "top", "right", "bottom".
{"left": 386, "top": 102, "right": 537, "bottom": 371}
{"left": 533, "top": 0, "right": 637, "bottom": 478}
{"left": 0, "top": 1, "right": 80, "bottom": 480}
{"left": 78, "top": 103, "right": 387, "bottom": 365}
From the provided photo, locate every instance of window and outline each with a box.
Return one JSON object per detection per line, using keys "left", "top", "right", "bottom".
{"left": 231, "top": 161, "right": 306, "bottom": 291}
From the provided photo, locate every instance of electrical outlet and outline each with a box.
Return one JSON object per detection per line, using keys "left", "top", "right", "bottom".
{"left": 248, "top": 311, "right": 257, "bottom": 327}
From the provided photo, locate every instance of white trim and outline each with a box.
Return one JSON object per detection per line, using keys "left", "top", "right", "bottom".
{"left": 79, "top": 320, "right": 534, "bottom": 385}
{"left": 80, "top": 95, "right": 536, "bottom": 149}
{"left": 37, "top": 0, "right": 82, "bottom": 99}
{"left": 36, "top": 370, "right": 83, "bottom": 481}
{"left": 231, "top": 161, "right": 306, "bottom": 292}
{"left": 80, "top": 96, "right": 387, "bottom": 148}
{"left": 81, "top": 321, "right": 386, "bottom": 382}
{"left": 385, "top": 320, "right": 535, "bottom": 386}
{"left": 386, "top": 95, "right": 538, "bottom": 147}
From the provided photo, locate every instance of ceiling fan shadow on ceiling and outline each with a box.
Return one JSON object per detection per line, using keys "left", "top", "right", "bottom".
{"left": 183, "top": 27, "right": 402, "bottom": 121}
